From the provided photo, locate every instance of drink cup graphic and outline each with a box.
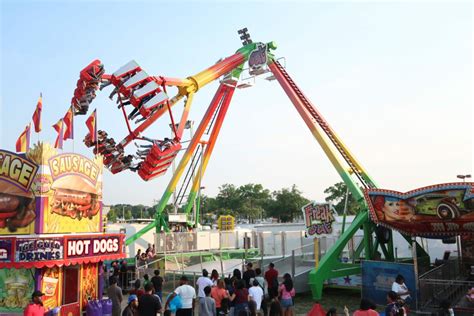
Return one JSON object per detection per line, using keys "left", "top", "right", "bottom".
{"left": 43, "top": 277, "right": 58, "bottom": 296}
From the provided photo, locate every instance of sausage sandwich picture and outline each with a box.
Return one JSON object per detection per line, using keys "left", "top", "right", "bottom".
{"left": 50, "top": 175, "right": 100, "bottom": 220}
{"left": 0, "top": 181, "right": 36, "bottom": 232}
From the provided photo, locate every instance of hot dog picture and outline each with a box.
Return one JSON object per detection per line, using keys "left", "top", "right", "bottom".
{"left": 0, "top": 181, "right": 36, "bottom": 232}
{"left": 50, "top": 176, "right": 100, "bottom": 220}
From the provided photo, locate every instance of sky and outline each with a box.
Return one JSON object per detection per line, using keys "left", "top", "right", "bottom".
{"left": 1, "top": 1, "right": 472, "bottom": 206}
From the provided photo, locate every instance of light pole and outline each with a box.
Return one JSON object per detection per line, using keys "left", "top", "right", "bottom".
{"left": 457, "top": 174, "right": 471, "bottom": 182}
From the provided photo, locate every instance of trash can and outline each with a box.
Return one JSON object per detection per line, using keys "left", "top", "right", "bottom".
{"left": 86, "top": 299, "right": 103, "bottom": 316}
{"left": 101, "top": 298, "right": 112, "bottom": 316}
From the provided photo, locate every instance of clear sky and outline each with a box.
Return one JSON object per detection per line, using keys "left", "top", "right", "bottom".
{"left": 1, "top": 1, "right": 472, "bottom": 206}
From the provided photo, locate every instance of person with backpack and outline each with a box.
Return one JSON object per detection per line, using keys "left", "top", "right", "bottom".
{"left": 249, "top": 280, "right": 264, "bottom": 315}
{"left": 264, "top": 263, "right": 279, "bottom": 299}
{"left": 279, "top": 274, "right": 296, "bottom": 316}
{"left": 166, "top": 276, "right": 196, "bottom": 316}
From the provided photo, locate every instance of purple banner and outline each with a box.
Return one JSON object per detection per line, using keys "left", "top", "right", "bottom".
{"left": 0, "top": 239, "right": 14, "bottom": 262}
{"left": 65, "top": 235, "right": 120, "bottom": 259}
{"left": 15, "top": 238, "right": 64, "bottom": 262}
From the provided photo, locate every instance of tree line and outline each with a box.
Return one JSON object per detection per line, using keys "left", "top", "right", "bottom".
{"left": 106, "top": 182, "right": 360, "bottom": 223}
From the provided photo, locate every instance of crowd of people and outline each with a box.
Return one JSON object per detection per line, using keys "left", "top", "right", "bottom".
{"left": 22, "top": 266, "right": 465, "bottom": 316}
{"left": 102, "top": 262, "right": 295, "bottom": 316}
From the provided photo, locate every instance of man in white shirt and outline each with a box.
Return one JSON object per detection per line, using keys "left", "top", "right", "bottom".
{"left": 196, "top": 269, "right": 214, "bottom": 313}
{"left": 165, "top": 276, "right": 196, "bottom": 316}
{"left": 249, "top": 280, "right": 264, "bottom": 312}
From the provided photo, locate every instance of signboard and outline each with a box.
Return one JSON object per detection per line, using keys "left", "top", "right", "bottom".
{"left": 361, "top": 260, "right": 416, "bottom": 306}
{"left": 0, "top": 238, "right": 14, "bottom": 262}
{"left": 65, "top": 235, "right": 121, "bottom": 259}
{"left": 41, "top": 267, "right": 62, "bottom": 310}
{"left": 248, "top": 43, "right": 267, "bottom": 75}
{"left": 365, "top": 183, "right": 474, "bottom": 237}
{"left": 302, "top": 202, "right": 336, "bottom": 236}
{"left": 15, "top": 237, "right": 64, "bottom": 262}
{"left": 26, "top": 144, "right": 104, "bottom": 233}
{"left": 0, "top": 149, "right": 38, "bottom": 235}
{"left": 0, "top": 269, "right": 35, "bottom": 313}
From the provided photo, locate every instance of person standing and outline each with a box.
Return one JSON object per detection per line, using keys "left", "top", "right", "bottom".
{"left": 138, "top": 283, "right": 162, "bottom": 316}
{"left": 151, "top": 269, "right": 164, "bottom": 301}
{"left": 166, "top": 276, "right": 196, "bottom": 316}
{"left": 211, "top": 269, "right": 220, "bottom": 286}
{"left": 264, "top": 263, "right": 279, "bottom": 299}
{"left": 353, "top": 298, "right": 379, "bottom": 316}
{"left": 211, "top": 279, "right": 229, "bottom": 315}
{"left": 279, "top": 274, "right": 295, "bottom": 316}
{"left": 197, "top": 269, "right": 214, "bottom": 312}
{"left": 201, "top": 286, "right": 216, "bottom": 316}
{"left": 107, "top": 276, "right": 123, "bottom": 316}
{"left": 120, "top": 260, "right": 128, "bottom": 289}
{"left": 243, "top": 262, "right": 256, "bottom": 289}
{"left": 385, "top": 291, "right": 400, "bottom": 316}
{"left": 122, "top": 294, "right": 139, "bottom": 316}
{"left": 230, "top": 280, "right": 249, "bottom": 316}
{"left": 24, "top": 291, "right": 46, "bottom": 316}
{"left": 249, "top": 280, "right": 264, "bottom": 314}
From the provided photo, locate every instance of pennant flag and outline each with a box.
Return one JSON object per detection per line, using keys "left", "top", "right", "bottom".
{"left": 52, "top": 119, "right": 64, "bottom": 149}
{"left": 86, "top": 109, "right": 97, "bottom": 143}
{"left": 15, "top": 124, "right": 31, "bottom": 152}
{"left": 32, "top": 94, "right": 43, "bottom": 133}
{"left": 63, "top": 106, "right": 74, "bottom": 140}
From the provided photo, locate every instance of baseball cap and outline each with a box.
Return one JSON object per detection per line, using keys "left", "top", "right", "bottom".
{"left": 128, "top": 295, "right": 138, "bottom": 304}
{"left": 32, "top": 290, "right": 45, "bottom": 298}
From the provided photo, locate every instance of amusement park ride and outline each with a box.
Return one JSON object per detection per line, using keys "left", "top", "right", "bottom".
{"left": 69, "top": 29, "right": 471, "bottom": 300}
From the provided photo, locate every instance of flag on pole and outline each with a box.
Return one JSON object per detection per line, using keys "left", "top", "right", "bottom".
{"left": 52, "top": 119, "right": 64, "bottom": 149}
{"left": 15, "top": 124, "right": 31, "bottom": 152}
{"left": 32, "top": 94, "right": 43, "bottom": 133}
{"left": 63, "top": 106, "right": 74, "bottom": 140}
{"left": 86, "top": 109, "right": 97, "bottom": 143}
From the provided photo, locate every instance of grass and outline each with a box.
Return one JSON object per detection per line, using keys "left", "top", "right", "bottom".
{"left": 294, "top": 288, "right": 363, "bottom": 315}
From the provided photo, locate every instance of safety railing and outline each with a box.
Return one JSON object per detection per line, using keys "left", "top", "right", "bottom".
{"left": 418, "top": 259, "right": 474, "bottom": 311}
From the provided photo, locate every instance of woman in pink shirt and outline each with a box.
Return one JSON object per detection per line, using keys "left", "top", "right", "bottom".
{"left": 279, "top": 273, "right": 295, "bottom": 316}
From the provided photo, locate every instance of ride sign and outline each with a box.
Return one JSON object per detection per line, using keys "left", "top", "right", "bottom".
{"left": 302, "top": 202, "right": 336, "bottom": 236}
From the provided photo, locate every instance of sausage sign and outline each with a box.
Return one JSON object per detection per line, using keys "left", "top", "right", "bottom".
{"left": 0, "top": 150, "right": 38, "bottom": 191}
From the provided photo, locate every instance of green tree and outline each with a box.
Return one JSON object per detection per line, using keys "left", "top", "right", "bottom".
{"left": 107, "top": 208, "right": 118, "bottom": 222}
{"left": 237, "top": 184, "right": 271, "bottom": 222}
{"left": 323, "top": 182, "right": 361, "bottom": 215}
{"left": 216, "top": 184, "right": 242, "bottom": 212}
{"left": 270, "top": 185, "right": 309, "bottom": 222}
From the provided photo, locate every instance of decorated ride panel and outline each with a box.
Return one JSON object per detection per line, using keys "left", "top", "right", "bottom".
{"left": 365, "top": 183, "right": 474, "bottom": 237}
{"left": 0, "top": 149, "right": 38, "bottom": 234}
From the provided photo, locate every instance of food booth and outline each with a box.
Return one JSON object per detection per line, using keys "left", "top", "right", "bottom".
{"left": 0, "top": 144, "right": 125, "bottom": 316}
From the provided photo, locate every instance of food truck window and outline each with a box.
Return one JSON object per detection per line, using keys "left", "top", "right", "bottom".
{"left": 63, "top": 266, "right": 79, "bottom": 304}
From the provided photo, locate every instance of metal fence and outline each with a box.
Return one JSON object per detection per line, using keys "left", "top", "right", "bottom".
{"left": 418, "top": 259, "right": 474, "bottom": 312}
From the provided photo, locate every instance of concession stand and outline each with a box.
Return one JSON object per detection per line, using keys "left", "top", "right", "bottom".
{"left": 0, "top": 144, "right": 125, "bottom": 316}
